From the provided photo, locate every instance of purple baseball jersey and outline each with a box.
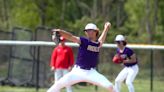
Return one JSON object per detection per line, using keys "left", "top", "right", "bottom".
{"left": 117, "top": 47, "right": 138, "bottom": 67}
{"left": 76, "top": 37, "right": 100, "bottom": 69}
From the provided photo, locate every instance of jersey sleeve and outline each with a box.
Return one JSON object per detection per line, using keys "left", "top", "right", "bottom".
{"left": 50, "top": 48, "right": 57, "bottom": 67}
{"left": 80, "top": 37, "right": 88, "bottom": 46}
{"left": 127, "top": 48, "right": 134, "bottom": 57}
{"left": 116, "top": 48, "right": 120, "bottom": 54}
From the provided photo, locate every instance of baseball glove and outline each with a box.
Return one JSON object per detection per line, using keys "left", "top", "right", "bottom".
{"left": 52, "top": 31, "right": 61, "bottom": 45}
{"left": 112, "top": 54, "right": 123, "bottom": 64}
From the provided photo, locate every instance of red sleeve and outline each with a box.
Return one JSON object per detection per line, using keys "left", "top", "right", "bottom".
{"left": 68, "top": 47, "right": 74, "bottom": 67}
{"left": 50, "top": 47, "right": 57, "bottom": 67}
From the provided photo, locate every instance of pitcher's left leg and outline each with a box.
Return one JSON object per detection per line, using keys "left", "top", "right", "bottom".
{"left": 86, "top": 69, "right": 115, "bottom": 92}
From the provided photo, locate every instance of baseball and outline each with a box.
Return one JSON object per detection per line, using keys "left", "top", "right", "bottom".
{"left": 105, "top": 22, "right": 111, "bottom": 27}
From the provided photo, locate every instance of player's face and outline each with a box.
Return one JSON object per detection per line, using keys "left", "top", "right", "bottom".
{"left": 85, "top": 30, "right": 97, "bottom": 39}
{"left": 116, "top": 41, "right": 124, "bottom": 48}
{"left": 61, "top": 40, "right": 65, "bottom": 43}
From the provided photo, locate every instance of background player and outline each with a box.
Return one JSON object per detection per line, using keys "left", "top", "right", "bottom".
{"left": 50, "top": 36, "right": 74, "bottom": 92}
{"left": 114, "top": 35, "right": 139, "bottom": 92}
{"left": 47, "top": 22, "right": 115, "bottom": 92}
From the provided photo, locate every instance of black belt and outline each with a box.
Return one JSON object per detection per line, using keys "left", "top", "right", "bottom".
{"left": 124, "top": 63, "right": 137, "bottom": 67}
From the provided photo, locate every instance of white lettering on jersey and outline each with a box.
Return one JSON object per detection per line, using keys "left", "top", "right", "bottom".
{"left": 87, "top": 45, "right": 99, "bottom": 52}
{"left": 120, "top": 54, "right": 127, "bottom": 59}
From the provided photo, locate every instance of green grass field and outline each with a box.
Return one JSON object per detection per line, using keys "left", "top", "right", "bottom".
{"left": 0, "top": 79, "right": 163, "bottom": 92}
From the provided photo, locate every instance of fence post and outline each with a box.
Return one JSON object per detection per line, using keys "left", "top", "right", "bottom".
{"left": 150, "top": 49, "right": 154, "bottom": 92}
{"left": 36, "top": 46, "right": 40, "bottom": 92}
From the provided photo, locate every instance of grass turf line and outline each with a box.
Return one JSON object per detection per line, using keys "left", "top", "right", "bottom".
{"left": 0, "top": 79, "right": 164, "bottom": 92}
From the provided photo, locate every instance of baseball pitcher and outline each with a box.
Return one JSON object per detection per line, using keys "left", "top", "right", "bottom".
{"left": 47, "top": 22, "right": 115, "bottom": 92}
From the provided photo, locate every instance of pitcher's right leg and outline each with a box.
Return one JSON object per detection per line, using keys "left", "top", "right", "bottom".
{"left": 85, "top": 69, "right": 115, "bottom": 92}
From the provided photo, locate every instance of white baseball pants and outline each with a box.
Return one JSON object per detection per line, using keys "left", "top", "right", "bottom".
{"left": 54, "top": 69, "right": 72, "bottom": 92}
{"left": 115, "top": 64, "right": 139, "bottom": 92}
{"left": 47, "top": 66, "right": 113, "bottom": 92}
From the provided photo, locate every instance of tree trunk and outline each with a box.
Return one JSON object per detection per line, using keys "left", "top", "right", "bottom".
{"left": 116, "top": 0, "right": 121, "bottom": 28}
{"left": 153, "top": 0, "right": 158, "bottom": 35}
{"left": 60, "top": 0, "right": 66, "bottom": 27}
{"left": 3, "top": 0, "right": 10, "bottom": 30}
{"left": 146, "top": 0, "right": 152, "bottom": 44}
{"left": 92, "top": 0, "right": 97, "bottom": 19}
{"left": 34, "top": 0, "right": 47, "bottom": 26}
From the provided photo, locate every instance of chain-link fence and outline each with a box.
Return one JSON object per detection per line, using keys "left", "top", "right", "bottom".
{"left": 0, "top": 27, "right": 163, "bottom": 92}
